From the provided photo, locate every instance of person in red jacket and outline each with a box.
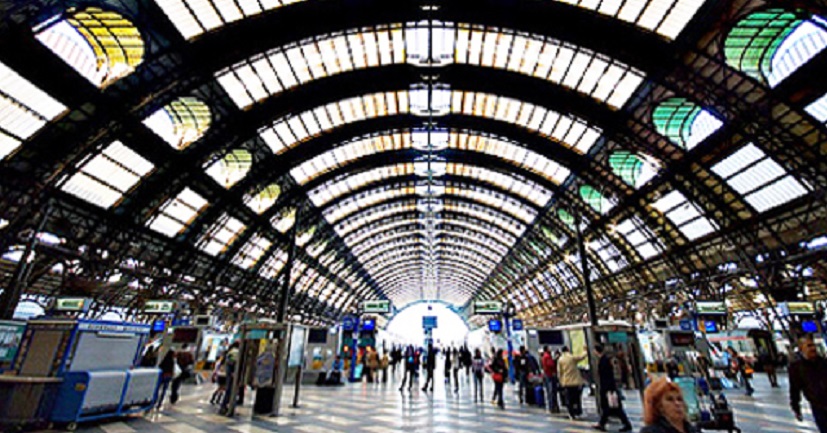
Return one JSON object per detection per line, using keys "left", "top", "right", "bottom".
{"left": 541, "top": 346, "right": 560, "bottom": 413}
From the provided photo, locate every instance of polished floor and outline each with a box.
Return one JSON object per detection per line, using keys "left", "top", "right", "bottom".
{"left": 51, "top": 369, "right": 816, "bottom": 433}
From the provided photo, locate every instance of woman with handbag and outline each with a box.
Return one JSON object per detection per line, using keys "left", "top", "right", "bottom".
{"left": 726, "top": 347, "right": 753, "bottom": 396}
{"left": 490, "top": 349, "right": 507, "bottom": 409}
{"left": 156, "top": 349, "right": 176, "bottom": 409}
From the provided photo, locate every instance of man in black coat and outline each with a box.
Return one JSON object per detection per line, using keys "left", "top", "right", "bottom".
{"left": 421, "top": 343, "right": 436, "bottom": 391}
{"left": 592, "top": 344, "right": 632, "bottom": 432}
{"left": 790, "top": 334, "right": 827, "bottom": 432}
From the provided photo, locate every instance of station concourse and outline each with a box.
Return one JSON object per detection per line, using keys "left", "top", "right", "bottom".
{"left": 0, "top": 0, "right": 826, "bottom": 432}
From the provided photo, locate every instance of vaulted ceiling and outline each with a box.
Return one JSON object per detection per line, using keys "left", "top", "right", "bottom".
{"left": 0, "top": 0, "right": 825, "bottom": 326}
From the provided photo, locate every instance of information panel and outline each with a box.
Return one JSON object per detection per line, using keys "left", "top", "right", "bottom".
{"left": 473, "top": 301, "right": 503, "bottom": 315}
{"left": 144, "top": 300, "right": 175, "bottom": 314}
{"left": 0, "top": 321, "right": 25, "bottom": 363}
{"left": 695, "top": 301, "right": 727, "bottom": 316}
{"left": 361, "top": 300, "right": 391, "bottom": 314}
{"left": 422, "top": 316, "right": 437, "bottom": 329}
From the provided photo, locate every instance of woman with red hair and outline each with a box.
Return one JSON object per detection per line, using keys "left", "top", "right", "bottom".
{"left": 640, "top": 378, "right": 698, "bottom": 433}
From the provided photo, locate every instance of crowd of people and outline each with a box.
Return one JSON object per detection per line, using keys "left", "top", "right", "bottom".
{"left": 139, "top": 334, "right": 827, "bottom": 432}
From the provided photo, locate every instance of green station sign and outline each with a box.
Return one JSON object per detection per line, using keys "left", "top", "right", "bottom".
{"left": 473, "top": 300, "right": 503, "bottom": 315}
{"left": 361, "top": 300, "right": 391, "bottom": 314}
{"left": 695, "top": 301, "right": 727, "bottom": 316}
{"left": 144, "top": 300, "right": 175, "bottom": 314}
{"left": 55, "top": 298, "right": 91, "bottom": 312}
{"left": 780, "top": 302, "right": 815, "bottom": 316}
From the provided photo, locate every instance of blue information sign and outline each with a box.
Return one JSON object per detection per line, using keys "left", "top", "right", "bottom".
{"left": 342, "top": 316, "right": 357, "bottom": 331}
{"left": 422, "top": 316, "right": 437, "bottom": 329}
{"left": 511, "top": 319, "right": 523, "bottom": 331}
{"left": 679, "top": 319, "right": 693, "bottom": 331}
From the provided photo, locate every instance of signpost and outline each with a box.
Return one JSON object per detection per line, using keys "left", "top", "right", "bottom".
{"left": 473, "top": 300, "right": 503, "bottom": 315}
{"left": 361, "top": 300, "right": 392, "bottom": 314}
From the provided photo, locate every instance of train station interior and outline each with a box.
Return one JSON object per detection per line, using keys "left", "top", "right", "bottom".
{"left": 0, "top": 0, "right": 826, "bottom": 432}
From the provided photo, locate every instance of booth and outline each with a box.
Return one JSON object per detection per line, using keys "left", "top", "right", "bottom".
{"left": 527, "top": 321, "right": 646, "bottom": 392}
{"left": 303, "top": 327, "right": 338, "bottom": 385}
{"left": 638, "top": 329, "right": 714, "bottom": 377}
{"left": 7, "top": 319, "right": 159, "bottom": 430}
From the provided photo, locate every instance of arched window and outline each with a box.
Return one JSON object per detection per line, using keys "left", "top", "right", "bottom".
{"left": 205, "top": 149, "right": 252, "bottom": 188}
{"left": 725, "top": 9, "right": 827, "bottom": 87}
{"left": 245, "top": 183, "right": 281, "bottom": 214}
{"left": 609, "top": 151, "right": 660, "bottom": 188}
{"left": 35, "top": 7, "right": 144, "bottom": 87}
{"left": 143, "top": 97, "right": 212, "bottom": 149}
{"left": 273, "top": 207, "right": 297, "bottom": 233}
{"left": 579, "top": 185, "right": 613, "bottom": 214}
{"left": 652, "top": 98, "right": 722, "bottom": 150}
{"left": 558, "top": 209, "right": 575, "bottom": 229}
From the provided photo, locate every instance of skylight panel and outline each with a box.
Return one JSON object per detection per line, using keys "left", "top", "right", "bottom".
{"left": 805, "top": 92, "right": 827, "bottom": 123}
{"left": 148, "top": 187, "right": 209, "bottom": 236}
{"left": 233, "top": 233, "right": 272, "bottom": 269}
{"left": 272, "top": 207, "right": 296, "bottom": 233}
{"left": 651, "top": 190, "right": 717, "bottom": 240}
{"left": 61, "top": 141, "right": 154, "bottom": 208}
{"left": 0, "top": 61, "right": 66, "bottom": 159}
{"left": 711, "top": 143, "right": 809, "bottom": 213}
{"left": 199, "top": 214, "right": 246, "bottom": 256}
{"left": 154, "top": 0, "right": 307, "bottom": 39}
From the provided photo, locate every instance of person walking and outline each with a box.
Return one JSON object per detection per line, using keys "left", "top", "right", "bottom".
{"left": 452, "top": 348, "right": 461, "bottom": 393}
{"left": 444, "top": 347, "right": 453, "bottom": 388}
{"left": 156, "top": 348, "right": 176, "bottom": 408}
{"left": 515, "top": 346, "right": 529, "bottom": 404}
{"left": 471, "top": 348, "right": 485, "bottom": 403}
{"left": 380, "top": 351, "right": 390, "bottom": 383}
{"left": 790, "top": 334, "right": 827, "bottom": 432}
{"left": 558, "top": 346, "right": 587, "bottom": 420}
{"left": 490, "top": 348, "right": 507, "bottom": 409}
{"left": 171, "top": 344, "right": 195, "bottom": 404}
{"left": 758, "top": 347, "right": 778, "bottom": 388}
{"left": 365, "top": 347, "right": 379, "bottom": 383}
{"left": 726, "top": 347, "right": 753, "bottom": 396}
{"left": 542, "top": 346, "right": 560, "bottom": 413}
{"left": 422, "top": 344, "right": 436, "bottom": 391}
{"left": 591, "top": 344, "right": 633, "bottom": 432}
{"left": 399, "top": 345, "right": 416, "bottom": 392}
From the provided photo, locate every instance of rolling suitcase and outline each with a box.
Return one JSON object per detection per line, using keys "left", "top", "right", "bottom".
{"left": 534, "top": 385, "right": 545, "bottom": 408}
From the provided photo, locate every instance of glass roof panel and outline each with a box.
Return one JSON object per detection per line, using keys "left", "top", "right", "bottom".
{"left": 0, "top": 61, "right": 67, "bottom": 160}
{"left": 651, "top": 189, "right": 716, "bottom": 240}
{"left": 232, "top": 233, "right": 273, "bottom": 269}
{"left": 199, "top": 214, "right": 246, "bottom": 256}
{"left": 205, "top": 149, "right": 253, "bottom": 188}
{"left": 60, "top": 141, "right": 154, "bottom": 208}
{"left": 35, "top": 8, "right": 144, "bottom": 87}
{"left": 154, "top": 0, "right": 306, "bottom": 39}
{"left": 148, "top": 187, "right": 209, "bottom": 237}
{"left": 219, "top": 23, "right": 643, "bottom": 110}
{"left": 143, "top": 97, "right": 212, "bottom": 150}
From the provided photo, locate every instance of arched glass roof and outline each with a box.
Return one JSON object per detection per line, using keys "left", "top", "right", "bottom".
{"left": 1, "top": 1, "right": 824, "bottom": 325}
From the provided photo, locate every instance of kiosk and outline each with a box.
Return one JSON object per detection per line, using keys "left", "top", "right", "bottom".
{"left": 303, "top": 327, "right": 338, "bottom": 385}
{"left": 527, "top": 321, "right": 646, "bottom": 392}
{"left": 9, "top": 319, "right": 159, "bottom": 430}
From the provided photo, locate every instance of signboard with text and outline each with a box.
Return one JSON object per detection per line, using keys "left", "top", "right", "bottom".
{"left": 55, "top": 298, "right": 91, "bottom": 312}
{"left": 779, "top": 302, "right": 815, "bottom": 316}
{"left": 144, "top": 300, "right": 175, "bottom": 314}
{"left": 361, "top": 300, "right": 391, "bottom": 314}
{"left": 422, "top": 316, "right": 438, "bottom": 329}
{"left": 695, "top": 301, "right": 727, "bottom": 316}
{"left": 0, "top": 321, "right": 25, "bottom": 363}
{"left": 511, "top": 319, "right": 523, "bottom": 331}
{"left": 473, "top": 301, "right": 503, "bottom": 315}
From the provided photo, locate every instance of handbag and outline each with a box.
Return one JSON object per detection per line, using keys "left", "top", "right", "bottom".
{"left": 492, "top": 372, "right": 504, "bottom": 383}
{"left": 607, "top": 391, "right": 620, "bottom": 409}
{"left": 173, "top": 362, "right": 182, "bottom": 379}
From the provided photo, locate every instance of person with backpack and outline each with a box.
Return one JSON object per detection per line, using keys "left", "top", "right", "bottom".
{"left": 471, "top": 348, "right": 486, "bottom": 403}
{"left": 542, "top": 346, "right": 560, "bottom": 413}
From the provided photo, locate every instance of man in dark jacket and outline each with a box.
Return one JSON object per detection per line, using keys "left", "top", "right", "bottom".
{"left": 421, "top": 344, "right": 436, "bottom": 392}
{"left": 592, "top": 344, "right": 632, "bottom": 432}
{"left": 790, "top": 335, "right": 827, "bottom": 432}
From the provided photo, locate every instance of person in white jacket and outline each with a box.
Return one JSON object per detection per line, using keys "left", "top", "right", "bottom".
{"left": 557, "top": 346, "right": 588, "bottom": 420}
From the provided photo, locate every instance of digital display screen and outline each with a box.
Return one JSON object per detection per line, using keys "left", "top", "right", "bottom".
{"left": 488, "top": 319, "right": 502, "bottom": 332}
{"left": 361, "top": 319, "right": 376, "bottom": 332}
{"left": 537, "top": 330, "right": 564, "bottom": 346}
{"left": 705, "top": 321, "right": 718, "bottom": 333}
{"left": 172, "top": 327, "right": 198, "bottom": 343}
{"left": 669, "top": 332, "right": 695, "bottom": 347}
{"left": 802, "top": 320, "right": 818, "bottom": 333}
{"left": 307, "top": 329, "right": 328, "bottom": 344}
{"left": 152, "top": 319, "right": 166, "bottom": 332}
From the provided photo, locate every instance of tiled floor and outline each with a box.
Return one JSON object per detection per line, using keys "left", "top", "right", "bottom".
{"left": 47, "top": 370, "right": 817, "bottom": 433}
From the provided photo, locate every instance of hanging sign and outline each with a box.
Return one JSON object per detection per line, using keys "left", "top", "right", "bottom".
{"left": 779, "top": 302, "right": 815, "bottom": 316}
{"left": 144, "top": 300, "right": 175, "bottom": 314}
{"left": 55, "top": 298, "right": 91, "bottom": 312}
{"left": 473, "top": 301, "right": 503, "bottom": 315}
{"left": 361, "top": 300, "right": 391, "bottom": 314}
{"left": 695, "top": 301, "right": 727, "bottom": 316}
